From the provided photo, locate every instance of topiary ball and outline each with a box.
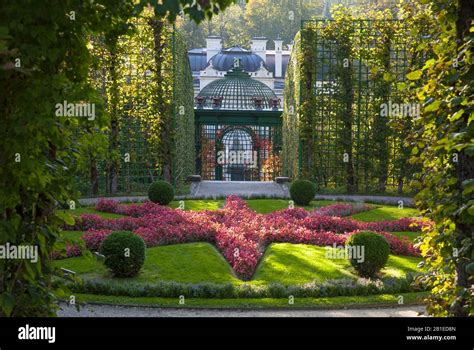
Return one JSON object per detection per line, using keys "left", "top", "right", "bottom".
{"left": 99, "top": 231, "right": 146, "bottom": 278}
{"left": 346, "top": 231, "right": 390, "bottom": 278}
{"left": 148, "top": 180, "right": 175, "bottom": 205}
{"left": 289, "top": 179, "right": 316, "bottom": 206}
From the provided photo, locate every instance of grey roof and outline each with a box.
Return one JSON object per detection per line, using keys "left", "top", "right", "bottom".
{"left": 207, "top": 47, "right": 267, "bottom": 72}
{"left": 188, "top": 49, "right": 208, "bottom": 72}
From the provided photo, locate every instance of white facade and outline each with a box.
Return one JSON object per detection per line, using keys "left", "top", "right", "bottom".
{"left": 189, "top": 37, "right": 293, "bottom": 99}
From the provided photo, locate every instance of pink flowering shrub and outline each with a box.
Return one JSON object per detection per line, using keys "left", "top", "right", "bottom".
{"left": 311, "top": 203, "right": 373, "bottom": 217}
{"left": 364, "top": 218, "right": 427, "bottom": 232}
{"left": 52, "top": 244, "right": 83, "bottom": 260}
{"left": 64, "top": 195, "right": 424, "bottom": 279}
{"left": 95, "top": 198, "right": 119, "bottom": 213}
{"left": 82, "top": 229, "right": 112, "bottom": 251}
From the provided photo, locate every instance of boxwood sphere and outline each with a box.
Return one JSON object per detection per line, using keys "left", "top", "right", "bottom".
{"left": 289, "top": 179, "right": 316, "bottom": 206}
{"left": 99, "top": 231, "right": 146, "bottom": 277}
{"left": 346, "top": 231, "right": 390, "bottom": 278}
{"left": 148, "top": 180, "right": 175, "bottom": 205}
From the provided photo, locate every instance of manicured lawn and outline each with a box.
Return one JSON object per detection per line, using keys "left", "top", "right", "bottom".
{"left": 351, "top": 206, "right": 420, "bottom": 222}
{"left": 253, "top": 243, "right": 354, "bottom": 284}
{"left": 57, "top": 207, "right": 125, "bottom": 219}
{"left": 245, "top": 199, "right": 345, "bottom": 213}
{"left": 169, "top": 200, "right": 224, "bottom": 211}
{"left": 54, "top": 242, "right": 240, "bottom": 284}
{"left": 54, "top": 242, "right": 422, "bottom": 286}
{"left": 253, "top": 243, "right": 422, "bottom": 284}
{"left": 72, "top": 291, "right": 428, "bottom": 309}
{"left": 392, "top": 231, "right": 422, "bottom": 243}
{"left": 168, "top": 199, "right": 347, "bottom": 213}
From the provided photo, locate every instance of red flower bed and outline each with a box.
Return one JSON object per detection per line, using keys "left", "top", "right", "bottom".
{"left": 83, "top": 229, "right": 112, "bottom": 251}
{"left": 311, "top": 203, "right": 373, "bottom": 217}
{"left": 62, "top": 196, "right": 425, "bottom": 279}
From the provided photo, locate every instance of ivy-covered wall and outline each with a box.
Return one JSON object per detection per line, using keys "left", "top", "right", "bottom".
{"left": 78, "top": 8, "right": 195, "bottom": 195}
{"left": 172, "top": 30, "right": 196, "bottom": 189}
{"left": 283, "top": 7, "right": 422, "bottom": 194}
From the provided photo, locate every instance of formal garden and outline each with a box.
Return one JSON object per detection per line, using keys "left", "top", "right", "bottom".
{"left": 1, "top": 0, "right": 472, "bottom": 318}
{"left": 53, "top": 189, "right": 428, "bottom": 309}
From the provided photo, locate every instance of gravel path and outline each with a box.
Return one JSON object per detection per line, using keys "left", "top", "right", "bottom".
{"left": 57, "top": 303, "right": 426, "bottom": 318}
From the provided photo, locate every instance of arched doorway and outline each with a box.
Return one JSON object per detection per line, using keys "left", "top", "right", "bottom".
{"left": 216, "top": 126, "right": 258, "bottom": 181}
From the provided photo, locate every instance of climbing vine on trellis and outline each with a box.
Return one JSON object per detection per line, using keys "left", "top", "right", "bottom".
{"left": 283, "top": 6, "right": 420, "bottom": 194}
{"left": 405, "top": 0, "right": 473, "bottom": 317}
{"left": 80, "top": 7, "right": 195, "bottom": 195}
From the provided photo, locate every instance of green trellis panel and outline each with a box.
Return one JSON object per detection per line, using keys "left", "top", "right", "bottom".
{"left": 76, "top": 20, "right": 195, "bottom": 196}
{"left": 195, "top": 110, "right": 283, "bottom": 182}
{"left": 297, "top": 19, "right": 413, "bottom": 192}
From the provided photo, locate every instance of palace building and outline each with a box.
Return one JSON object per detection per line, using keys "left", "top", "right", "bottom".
{"left": 188, "top": 36, "right": 293, "bottom": 99}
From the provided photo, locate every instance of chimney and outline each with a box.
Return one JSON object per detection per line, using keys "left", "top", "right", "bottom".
{"left": 274, "top": 39, "right": 283, "bottom": 78}
{"left": 206, "top": 36, "right": 222, "bottom": 63}
{"left": 287, "top": 40, "right": 294, "bottom": 52}
{"left": 251, "top": 37, "right": 268, "bottom": 61}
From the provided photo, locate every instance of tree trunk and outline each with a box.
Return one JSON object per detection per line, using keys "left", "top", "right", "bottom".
{"left": 90, "top": 157, "right": 99, "bottom": 195}
{"left": 397, "top": 178, "right": 403, "bottom": 195}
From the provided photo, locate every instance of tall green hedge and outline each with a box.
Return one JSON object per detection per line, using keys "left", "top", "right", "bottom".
{"left": 282, "top": 6, "right": 423, "bottom": 194}
{"left": 282, "top": 32, "right": 301, "bottom": 181}
{"left": 80, "top": 8, "right": 195, "bottom": 195}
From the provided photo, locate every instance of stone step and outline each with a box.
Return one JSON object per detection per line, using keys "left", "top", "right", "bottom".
{"left": 193, "top": 181, "right": 288, "bottom": 198}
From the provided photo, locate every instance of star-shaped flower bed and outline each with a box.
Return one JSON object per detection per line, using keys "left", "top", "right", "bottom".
{"left": 62, "top": 196, "right": 428, "bottom": 280}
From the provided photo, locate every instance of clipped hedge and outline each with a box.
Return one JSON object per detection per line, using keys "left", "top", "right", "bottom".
{"left": 346, "top": 231, "right": 390, "bottom": 278}
{"left": 65, "top": 275, "right": 423, "bottom": 300}
{"left": 100, "top": 231, "right": 146, "bottom": 277}
{"left": 289, "top": 179, "right": 316, "bottom": 205}
{"left": 148, "top": 180, "right": 175, "bottom": 205}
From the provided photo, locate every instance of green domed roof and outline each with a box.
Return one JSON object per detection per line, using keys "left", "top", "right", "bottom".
{"left": 195, "top": 66, "right": 280, "bottom": 111}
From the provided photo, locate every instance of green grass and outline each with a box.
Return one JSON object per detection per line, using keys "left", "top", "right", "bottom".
{"left": 169, "top": 200, "right": 224, "bottom": 211}
{"left": 168, "top": 199, "right": 345, "bottom": 213}
{"left": 245, "top": 199, "right": 346, "bottom": 213}
{"left": 392, "top": 231, "right": 422, "bottom": 243}
{"left": 383, "top": 255, "right": 423, "bottom": 278}
{"left": 72, "top": 291, "right": 427, "bottom": 309}
{"left": 57, "top": 207, "right": 125, "bottom": 219}
{"left": 61, "top": 231, "right": 84, "bottom": 243}
{"left": 253, "top": 243, "right": 354, "bottom": 284}
{"left": 351, "top": 206, "right": 421, "bottom": 222}
{"left": 54, "top": 242, "right": 422, "bottom": 286}
{"left": 54, "top": 242, "right": 240, "bottom": 284}
{"left": 253, "top": 243, "right": 422, "bottom": 284}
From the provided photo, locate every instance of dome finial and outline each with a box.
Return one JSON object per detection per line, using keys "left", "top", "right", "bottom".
{"left": 233, "top": 57, "right": 242, "bottom": 69}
